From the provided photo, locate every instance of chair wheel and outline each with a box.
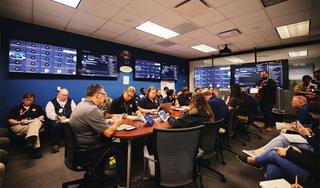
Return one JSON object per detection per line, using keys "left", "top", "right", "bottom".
{"left": 221, "top": 177, "right": 227, "bottom": 183}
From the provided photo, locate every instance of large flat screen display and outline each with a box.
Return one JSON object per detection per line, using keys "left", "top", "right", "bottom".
{"left": 134, "top": 59, "right": 161, "bottom": 80}
{"left": 233, "top": 60, "right": 288, "bottom": 88}
{"left": 161, "top": 64, "right": 178, "bottom": 81}
{"left": 9, "top": 39, "right": 77, "bottom": 75}
{"left": 79, "top": 50, "right": 118, "bottom": 78}
{"left": 194, "top": 66, "right": 230, "bottom": 88}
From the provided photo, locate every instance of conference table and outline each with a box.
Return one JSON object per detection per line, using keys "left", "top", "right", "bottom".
{"left": 113, "top": 110, "right": 184, "bottom": 188}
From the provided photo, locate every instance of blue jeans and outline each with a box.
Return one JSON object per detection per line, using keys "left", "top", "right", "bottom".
{"left": 262, "top": 135, "right": 313, "bottom": 153}
{"left": 255, "top": 151, "right": 310, "bottom": 183}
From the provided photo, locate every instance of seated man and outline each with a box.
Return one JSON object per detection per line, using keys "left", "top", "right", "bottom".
{"left": 243, "top": 96, "right": 315, "bottom": 157}
{"left": 203, "top": 90, "right": 229, "bottom": 121}
{"left": 69, "top": 84, "right": 126, "bottom": 185}
{"left": 109, "top": 86, "right": 142, "bottom": 116}
{"left": 45, "top": 88, "right": 76, "bottom": 153}
{"left": 8, "top": 93, "right": 45, "bottom": 158}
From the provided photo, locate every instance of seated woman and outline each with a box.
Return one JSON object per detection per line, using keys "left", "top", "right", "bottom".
{"left": 168, "top": 92, "right": 215, "bottom": 128}
{"left": 163, "top": 89, "right": 179, "bottom": 106}
{"left": 177, "top": 87, "right": 192, "bottom": 106}
{"left": 238, "top": 101, "right": 320, "bottom": 185}
{"left": 138, "top": 86, "right": 159, "bottom": 114}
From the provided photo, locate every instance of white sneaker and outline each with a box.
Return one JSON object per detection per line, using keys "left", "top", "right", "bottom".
{"left": 242, "top": 150, "right": 258, "bottom": 157}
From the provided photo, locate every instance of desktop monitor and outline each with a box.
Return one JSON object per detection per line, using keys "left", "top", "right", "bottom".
{"left": 161, "top": 63, "right": 178, "bottom": 81}
{"left": 134, "top": 59, "right": 161, "bottom": 81}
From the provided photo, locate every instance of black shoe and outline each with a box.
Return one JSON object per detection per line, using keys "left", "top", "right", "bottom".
{"left": 51, "top": 145, "right": 60, "bottom": 153}
{"left": 30, "top": 148, "right": 43, "bottom": 159}
{"left": 236, "top": 154, "right": 262, "bottom": 170}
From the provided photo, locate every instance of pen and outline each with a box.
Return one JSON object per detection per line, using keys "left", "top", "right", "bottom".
{"left": 295, "top": 175, "right": 298, "bottom": 188}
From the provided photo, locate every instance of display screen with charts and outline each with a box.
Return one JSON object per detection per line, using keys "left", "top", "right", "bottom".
{"left": 161, "top": 63, "right": 178, "bottom": 81}
{"left": 79, "top": 50, "right": 118, "bottom": 78}
{"left": 9, "top": 39, "right": 77, "bottom": 75}
{"left": 134, "top": 59, "right": 161, "bottom": 80}
{"left": 194, "top": 66, "right": 230, "bottom": 88}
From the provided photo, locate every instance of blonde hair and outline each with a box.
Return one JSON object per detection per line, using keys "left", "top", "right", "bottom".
{"left": 189, "top": 92, "right": 215, "bottom": 122}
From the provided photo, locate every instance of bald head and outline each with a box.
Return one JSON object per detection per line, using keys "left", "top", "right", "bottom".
{"left": 291, "top": 96, "right": 307, "bottom": 109}
{"left": 57, "top": 88, "right": 69, "bottom": 102}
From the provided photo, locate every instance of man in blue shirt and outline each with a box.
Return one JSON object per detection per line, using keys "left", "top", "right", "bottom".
{"left": 203, "top": 90, "right": 229, "bottom": 121}
{"left": 291, "top": 96, "right": 313, "bottom": 126}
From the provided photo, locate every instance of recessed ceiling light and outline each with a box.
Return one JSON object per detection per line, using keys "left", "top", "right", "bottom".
{"left": 224, "top": 57, "right": 244, "bottom": 63}
{"left": 191, "top": 44, "right": 217, "bottom": 53}
{"left": 53, "top": 0, "right": 81, "bottom": 8}
{"left": 276, "top": 20, "right": 309, "bottom": 39}
{"left": 288, "top": 50, "right": 308, "bottom": 57}
{"left": 135, "top": 21, "right": 180, "bottom": 39}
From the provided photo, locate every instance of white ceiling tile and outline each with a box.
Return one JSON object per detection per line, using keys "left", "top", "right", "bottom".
{"left": 100, "top": 21, "right": 131, "bottom": 34}
{"left": 265, "top": 0, "right": 312, "bottom": 19}
{"left": 1, "top": 0, "right": 32, "bottom": 9}
{"left": 153, "top": 0, "right": 186, "bottom": 8}
{"left": 183, "top": 29, "right": 212, "bottom": 40}
{"left": 196, "top": 35, "right": 226, "bottom": 47}
{"left": 71, "top": 11, "right": 106, "bottom": 28}
{"left": 205, "top": 20, "right": 237, "bottom": 34}
{"left": 230, "top": 9, "right": 268, "bottom": 28}
{"left": 139, "top": 36, "right": 164, "bottom": 44}
{"left": 91, "top": 29, "right": 119, "bottom": 40}
{"left": 124, "top": 0, "right": 166, "bottom": 19}
{"left": 168, "top": 35, "right": 191, "bottom": 43}
{"left": 1, "top": 4, "right": 32, "bottom": 23}
{"left": 191, "top": 9, "right": 226, "bottom": 27}
{"left": 34, "top": 0, "right": 76, "bottom": 20}
{"left": 121, "top": 29, "right": 150, "bottom": 40}
{"left": 78, "top": 0, "right": 120, "bottom": 19}
{"left": 239, "top": 20, "right": 273, "bottom": 35}
{"left": 66, "top": 20, "right": 98, "bottom": 35}
{"left": 33, "top": 11, "right": 69, "bottom": 30}
{"left": 205, "top": 0, "right": 235, "bottom": 8}
{"left": 111, "top": 10, "right": 145, "bottom": 27}
{"left": 113, "top": 33, "right": 140, "bottom": 44}
{"left": 151, "top": 10, "right": 186, "bottom": 28}
{"left": 102, "top": 0, "right": 132, "bottom": 8}
{"left": 245, "top": 28, "right": 278, "bottom": 40}
{"left": 271, "top": 10, "right": 311, "bottom": 27}
{"left": 256, "top": 40, "right": 282, "bottom": 48}
{"left": 253, "top": 34, "right": 279, "bottom": 44}
{"left": 217, "top": 0, "right": 262, "bottom": 18}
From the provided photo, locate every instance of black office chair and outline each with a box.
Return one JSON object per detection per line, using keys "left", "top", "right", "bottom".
{"left": 143, "top": 125, "right": 204, "bottom": 187}
{"left": 61, "top": 123, "right": 117, "bottom": 188}
{"left": 198, "top": 119, "right": 227, "bottom": 183}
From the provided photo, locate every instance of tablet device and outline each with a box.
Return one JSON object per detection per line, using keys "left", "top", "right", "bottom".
{"left": 158, "top": 110, "right": 169, "bottom": 122}
{"left": 144, "top": 114, "right": 154, "bottom": 127}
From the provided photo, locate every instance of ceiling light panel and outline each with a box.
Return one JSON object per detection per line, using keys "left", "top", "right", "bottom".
{"left": 135, "top": 21, "right": 180, "bottom": 39}
{"left": 288, "top": 50, "right": 308, "bottom": 57}
{"left": 191, "top": 44, "right": 217, "bottom": 53}
{"left": 276, "top": 20, "right": 309, "bottom": 39}
{"left": 53, "top": 0, "right": 81, "bottom": 8}
{"left": 224, "top": 57, "right": 244, "bottom": 63}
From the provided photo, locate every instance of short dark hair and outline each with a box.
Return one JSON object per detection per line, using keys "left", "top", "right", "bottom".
{"left": 140, "top": 88, "right": 145, "bottom": 93}
{"left": 307, "top": 101, "right": 320, "bottom": 114}
{"left": 86, "top": 84, "right": 104, "bottom": 97}
{"left": 164, "top": 87, "right": 169, "bottom": 91}
{"left": 22, "top": 93, "right": 35, "bottom": 99}
{"left": 302, "top": 75, "right": 312, "bottom": 81}
{"left": 166, "top": 89, "right": 174, "bottom": 96}
{"left": 260, "top": 70, "right": 269, "bottom": 75}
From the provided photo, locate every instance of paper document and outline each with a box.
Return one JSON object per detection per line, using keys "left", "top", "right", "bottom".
{"left": 250, "top": 88, "right": 259, "bottom": 94}
{"left": 259, "top": 178, "right": 290, "bottom": 188}
{"left": 281, "top": 133, "right": 308, "bottom": 144}
{"left": 275, "top": 122, "right": 291, "bottom": 130}
{"left": 116, "top": 124, "right": 136, "bottom": 131}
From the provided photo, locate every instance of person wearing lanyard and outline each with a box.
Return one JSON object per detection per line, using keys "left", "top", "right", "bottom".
{"left": 45, "top": 88, "right": 76, "bottom": 153}
{"left": 137, "top": 86, "right": 160, "bottom": 114}
{"left": 8, "top": 93, "right": 45, "bottom": 159}
{"left": 109, "top": 86, "right": 143, "bottom": 116}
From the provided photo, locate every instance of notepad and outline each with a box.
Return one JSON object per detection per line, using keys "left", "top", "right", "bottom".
{"left": 275, "top": 122, "right": 291, "bottom": 130}
{"left": 259, "top": 178, "right": 291, "bottom": 188}
{"left": 116, "top": 124, "right": 136, "bottom": 131}
{"left": 281, "top": 133, "right": 308, "bottom": 144}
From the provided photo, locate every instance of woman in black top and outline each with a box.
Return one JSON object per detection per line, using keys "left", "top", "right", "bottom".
{"left": 168, "top": 92, "right": 215, "bottom": 128}
{"left": 138, "top": 86, "right": 159, "bottom": 114}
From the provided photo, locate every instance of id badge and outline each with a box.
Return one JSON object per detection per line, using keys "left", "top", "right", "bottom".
{"left": 58, "top": 108, "right": 63, "bottom": 113}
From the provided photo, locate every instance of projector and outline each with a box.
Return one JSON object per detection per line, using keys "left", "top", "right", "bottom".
{"left": 219, "top": 44, "right": 232, "bottom": 55}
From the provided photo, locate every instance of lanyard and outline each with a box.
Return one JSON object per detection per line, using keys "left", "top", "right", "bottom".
{"left": 19, "top": 108, "right": 30, "bottom": 116}
{"left": 124, "top": 102, "right": 129, "bottom": 114}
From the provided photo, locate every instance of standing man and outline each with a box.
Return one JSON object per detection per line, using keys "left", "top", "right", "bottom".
{"left": 255, "top": 71, "right": 277, "bottom": 132}
{"left": 45, "top": 88, "right": 76, "bottom": 153}
{"left": 109, "top": 86, "right": 143, "bottom": 116}
{"left": 8, "top": 93, "right": 45, "bottom": 158}
{"left": 69, "top": 84, "right": 126, "bottom": 186}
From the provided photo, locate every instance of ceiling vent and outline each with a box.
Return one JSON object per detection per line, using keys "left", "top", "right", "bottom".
{"left": 156, "top": 41, "right": 177, "bottom": 47}
{"left": 172, "top": 22, "right": 200, "bottom": 34}
{"left": 261, "top": 0, "right": 288, "bottom": 7}
{"left": 219, "top": 44, "right": 232, "bottom": 55}
{"left": 218, "top": 29, "right": 241, "bottom": 38}
{"left": 174, "top": 0, "right": 210, "bottom": 18}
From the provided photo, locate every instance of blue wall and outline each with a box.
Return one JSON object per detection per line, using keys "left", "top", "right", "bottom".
{"left": 0, "top": 18, "right": 189, "bottom": 126}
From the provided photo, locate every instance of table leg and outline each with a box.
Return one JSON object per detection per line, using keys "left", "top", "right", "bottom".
{"left": 126, "top": 139, "right": 132, "bottom": 188}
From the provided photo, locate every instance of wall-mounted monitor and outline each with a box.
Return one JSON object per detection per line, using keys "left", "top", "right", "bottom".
{"left": 161, "top": 63, "right": 178, "bottom": 81}
{"left": 134, "top": 59, "right": 161, "bottom": 80}
{"left": 9, "top": 39, "right": 77, "bottom": 75}
{"left": 232, "top": 60, "right": 289, "bottom": 89}
{"left": 79, "top": 50, "right": 118, "bottom": 78}
{"left": 194, "top": 66, "right": 230, "bottom": 88}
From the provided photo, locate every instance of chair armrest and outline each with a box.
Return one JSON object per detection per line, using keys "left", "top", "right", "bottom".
{"left": 196, "top": 147, "right": 204, "bottom": 158}
{"left": 143, "top": 146, "right": 157, "bottom": 163}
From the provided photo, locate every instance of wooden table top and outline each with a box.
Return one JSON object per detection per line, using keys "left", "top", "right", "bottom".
{"left": 113, "top": 110, "right": 184, "bottom": 139}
